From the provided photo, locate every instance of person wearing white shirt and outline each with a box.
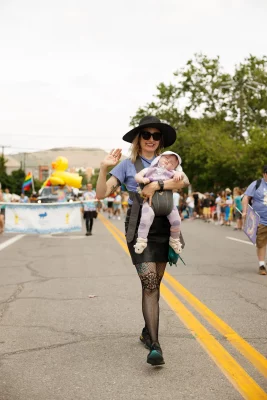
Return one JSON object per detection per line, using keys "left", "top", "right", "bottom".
{"left": 3, "top": 188, "right": 12, "bottom": 203}
{"left": 186, "top": 195, "right": 194, "bottom": 218}
{"left": 215, "top": 193, "right": 221, "bottom": 225}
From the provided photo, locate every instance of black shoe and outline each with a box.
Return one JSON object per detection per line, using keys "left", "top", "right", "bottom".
{"left": 147, "top": 342, "right": 165, "bottom": 366}
{"left": 140, "top": 327, "right": 152, "bottom": 349}
{"left": 259, "top": 266, "right": 267, "bottom": 275}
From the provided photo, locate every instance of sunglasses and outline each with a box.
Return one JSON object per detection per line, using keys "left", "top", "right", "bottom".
{"left": 140, "top": 131, "right": 162, "bottom": 141}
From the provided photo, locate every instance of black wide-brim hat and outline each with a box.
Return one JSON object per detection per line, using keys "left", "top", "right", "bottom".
{"left": 123, "top": 116, "right": 176, "bottom": 148}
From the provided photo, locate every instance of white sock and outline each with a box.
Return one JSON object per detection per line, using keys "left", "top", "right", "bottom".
{"left": 259, "top": 261, "right": 265, "bottom": 267}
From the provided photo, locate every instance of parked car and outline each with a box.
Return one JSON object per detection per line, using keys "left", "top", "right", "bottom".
{"left": 37, "top": 186, "right": 74, "bottom": 203}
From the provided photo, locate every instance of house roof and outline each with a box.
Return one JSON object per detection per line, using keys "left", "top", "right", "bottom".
{"left": 5, "top": 155, "right": 21, "bottom": 168}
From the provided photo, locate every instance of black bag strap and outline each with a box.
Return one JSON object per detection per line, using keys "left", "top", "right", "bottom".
{"left": 126, "top": 157, "right": 145, "bottom": 243}
{"left": 255, "top": 178, "right": 262, "bottom": 191}
{"left": 247, "top": 178, "right": 262, "bottom": 205}
{"left": 134, "top": 157, "right": 144, "bottom": 173}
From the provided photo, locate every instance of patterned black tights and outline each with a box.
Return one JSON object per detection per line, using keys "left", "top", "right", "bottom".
{"left": 135, "top": 262, "right": 167, "bottom": 344}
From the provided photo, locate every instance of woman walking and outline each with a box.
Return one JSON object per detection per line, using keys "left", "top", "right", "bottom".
{"left": 96, "top": 116, "right": 189, "bottom": 366}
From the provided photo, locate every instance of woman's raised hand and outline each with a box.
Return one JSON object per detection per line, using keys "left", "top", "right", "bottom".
{"left": 101, "top": 149, "right": 122, "bottom": 168}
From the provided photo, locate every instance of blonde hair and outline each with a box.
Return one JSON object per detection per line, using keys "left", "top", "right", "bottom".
{"left": 129, "top": 133, "right": 164, "bottom": 163}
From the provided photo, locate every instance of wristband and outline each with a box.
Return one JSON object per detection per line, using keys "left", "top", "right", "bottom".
{"left": 158, "top": 180, "right": 164, "bottom": 193}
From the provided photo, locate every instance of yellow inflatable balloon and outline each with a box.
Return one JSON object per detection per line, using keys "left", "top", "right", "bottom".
{"left": 43, "top": 156, "right": 82, "bottom": 188}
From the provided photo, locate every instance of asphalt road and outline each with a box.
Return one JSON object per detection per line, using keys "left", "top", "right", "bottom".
{"left": 0, "top": 215, "right": 267, "bottom": 400}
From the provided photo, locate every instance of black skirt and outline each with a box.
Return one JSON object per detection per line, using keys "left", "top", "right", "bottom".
{"left": 125, "top": 206, "right": 170, "bottom": 265}
{"left": 83, "top": 210, "right": 97, "bottom": 219}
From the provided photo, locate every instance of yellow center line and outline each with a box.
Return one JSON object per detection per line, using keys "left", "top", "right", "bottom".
{"left": 98, "top": 213, "right": 267, "bottom": 398}
{"left": 98, "top": 213, "right": 267, "bottom": 379}
{"left": 164, "top": 271, "right": 267, "bottom": 379}
{"left": 98, "top": 214, "right": 129, "bottom": 254}
{"left": 161, "top": 285, "right": 267, "bottom": 400}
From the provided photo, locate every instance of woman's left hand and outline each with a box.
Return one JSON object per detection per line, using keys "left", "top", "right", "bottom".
{"left": 140, "top": 182, "right": 158, "bottom": 206}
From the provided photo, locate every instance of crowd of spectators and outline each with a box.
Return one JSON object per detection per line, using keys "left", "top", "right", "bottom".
{"left": 175, "top": 187, "right": 245, "bottom": 230}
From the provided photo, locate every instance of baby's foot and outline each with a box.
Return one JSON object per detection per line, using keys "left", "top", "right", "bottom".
{"left": 169, "top": 237, "right": 182, "bottom": 254}
{"left": 134, "top": 238, "right": 148, "bottom": 254}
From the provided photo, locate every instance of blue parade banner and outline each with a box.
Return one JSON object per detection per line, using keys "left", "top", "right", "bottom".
{"left": 243, "top": 205, "right": 260, "bottom": 245}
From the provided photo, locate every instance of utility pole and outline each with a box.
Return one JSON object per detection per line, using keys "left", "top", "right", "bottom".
{"left": 0, "top": 145, "right": 11, "bottom": 158}
{"left": 23, "top": 152, "right": 26, "bottom": 172}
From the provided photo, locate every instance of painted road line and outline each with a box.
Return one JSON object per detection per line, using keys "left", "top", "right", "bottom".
{"left": 161, "top": 285, "right": 267, "bottom": 400}
{"left": 99, "top": 214, "right": 267, "bottom": 398}
{"left": 164, "top": 271, "right": 267, "bottom": 378}
{"left": 98, "top": 214, "right": 129, "bottom": 254}
{"left": 103, "top": 217, "right": 267, "bottom": 378}
{"left": 0, "top": 235, "right": 25, "bottom": 252}
{"left": 226, "top": 236, "right": 254, "bottom": 246}
{"left": 100, "top": 216, "right": 267, "bottom": 378}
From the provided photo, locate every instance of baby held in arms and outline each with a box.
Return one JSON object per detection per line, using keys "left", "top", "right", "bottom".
{"left": 134, "top": 151, "right": 184, "bottom": 254}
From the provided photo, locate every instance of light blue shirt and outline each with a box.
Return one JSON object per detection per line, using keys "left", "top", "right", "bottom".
{"left": 245, "top": 178, "right": 267, "bottom": 225}
{"left": 234, "top": 195, "right": 242, "bottom": 212}
{"left": 82, "top": 190, "right": 97, "bottom": 211}
{"left": 20, "top": 196, "right": 29, "bottom": 203}
{"left": 110, "top": 156, "right": 156, "bottom": 204}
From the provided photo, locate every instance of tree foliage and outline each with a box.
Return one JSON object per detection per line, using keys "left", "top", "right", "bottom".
{"left": 0, "top": 155, "right": 43, "bottom": 194}
{"left": 130, "top": 54, "right": 267, "bottom": 191}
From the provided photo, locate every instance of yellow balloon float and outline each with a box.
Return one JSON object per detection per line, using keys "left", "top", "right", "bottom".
{"left": 42, "top": 157, "right": 82, "bottom": 189}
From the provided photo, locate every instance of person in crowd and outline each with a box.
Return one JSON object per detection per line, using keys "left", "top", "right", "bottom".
{"left": 242, "top": 165, "right": 267, "bottom": 275}
{"left": 233, "top": 188, "right": 243, "bottom": 231}
{"left": 186, "top": 193, "right": 195, "bottom": 219}
{"left": 224, "top": 188, "right": 233, "bottom": 226}
{"left": 29, "top": 192, "right": 38, "bottom": 203}
{"left": 215, "top": 192, "right": 221, "bottom": 225}
{"left": 19, "top": 193, "right": 29, "bottom": 203}
{"left": 192, "top": 192, "right": 199, "bottom": 218}
{"left": 173, "top": 190, "right": 180, "bottom": 213}
{"left": 121, "top": 191, "right": 129, "bottom": 217}
{"left": 180, "top": 193, "right": 189, "bottom": 220}
{"left": 82, "top": 183, "right": 97, "bottom": 236}
{"left": 3, "top": 188, "right": 12, "bottom": 203}
{"left": 134, "top": 151, "right": 184, "bottom": 254}
{"left": 202, "top": 193, "right": 211, "bottom": 222}
{"left": 96, "top": 116, "right": 189, "bottom": 366}
{"left": 219, "top": 190, "right": 226, "bottom": 225}
{"left": 0, "top": 189, "right": 5, "bottom": 234}
{"left": 209, "top": 193, "right": 216, "bottom": 222}
{"left": 53, "top": 185, "right": 71, "bottom": 203}
{"left": 113, "top": 190, "right": 122, "bottom": 220}
{"left": 106, "top": 193, "right": 115, "bottom": 219}
{"left": 96, "top": 199, "right": 102, "bottom": 213}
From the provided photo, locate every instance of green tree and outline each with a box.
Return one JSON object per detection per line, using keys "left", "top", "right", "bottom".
{"left": 10, "top": 169, "right": 25, "bottom": 194}
{"left": 78, "top": 169, "right": 88, "bottom": 186}
{"left": 229, "top": 56, "right": 267, "bottom": 138}
{"left": 130, "top": 54, "right": 267, "bottom": 191}
{"left": 90, "top": 168, "right": 100, "bottom": 188}
{"left": 33, "top": 179, "right": 43, "bottom": 193}
{"left": 0, "top": 156, "right": 12, "bottom": 190}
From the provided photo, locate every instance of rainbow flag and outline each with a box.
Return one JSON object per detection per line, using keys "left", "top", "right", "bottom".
{"left": 22, "top": 172, "right": 33, "bottom": 192}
